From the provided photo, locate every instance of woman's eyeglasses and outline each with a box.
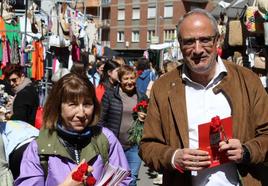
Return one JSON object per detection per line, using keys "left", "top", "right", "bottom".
{"left": 180, "top": 35, "right": 217, "bottom": 49}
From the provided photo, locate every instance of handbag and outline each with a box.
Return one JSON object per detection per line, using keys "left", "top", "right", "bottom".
{"left": 257, "top": 0, "right": 268, "bottom": 18}
{"left": 228, "top": 20, "right": 243, "bottom": 46}
{"left": 254, "top": 55, "right": 265, "bottom": 69}
{"left": 48, "top": 35, "right": 70, "bottom": 48}
{"left": 244, "top": 0, "right": 265, "bottom": 33}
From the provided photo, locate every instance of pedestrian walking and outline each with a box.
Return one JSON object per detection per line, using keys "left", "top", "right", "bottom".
{"left": 100, "top": 65, "right": 144, "bottom": 186}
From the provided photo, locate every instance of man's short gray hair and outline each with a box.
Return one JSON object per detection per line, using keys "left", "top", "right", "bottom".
{"left": 177, "top": 9, "right": 219, "bottom": 39}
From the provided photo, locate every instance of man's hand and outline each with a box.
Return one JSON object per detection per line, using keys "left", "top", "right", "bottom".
{"left": 219, "top": 139, "right": 243, "bottom": 163}
{"left": 174, "top": 148, "right": 211, "bottom": 171}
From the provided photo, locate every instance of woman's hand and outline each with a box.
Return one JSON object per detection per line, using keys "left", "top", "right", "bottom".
{"left": 138, "top": 112, "right": 147, "bottom": 122}
{"left": 58, "top": 159, "right": 93, "bottom": 186}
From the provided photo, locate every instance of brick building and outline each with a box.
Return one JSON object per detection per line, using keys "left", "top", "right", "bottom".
{"left": 87, "top": 0, "right": 215, "bottom": 60}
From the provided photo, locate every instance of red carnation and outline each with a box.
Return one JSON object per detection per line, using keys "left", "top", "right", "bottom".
{"left": 86, "top": 175, "right": 96, "bottom": 186}
{"left": 78, "top": 162, "right": 88, "bottom": 174}
{"left": 72, "top": 171, "right": 84, "bottom": 182}
{"left": 133, "top": 106, "right": 138, "bottom": 112}
{"left": 140, "top": 100, "right": 148, "bottom": 109}
{"left": 210, "top": 116, "right": 221, "bottom": 133}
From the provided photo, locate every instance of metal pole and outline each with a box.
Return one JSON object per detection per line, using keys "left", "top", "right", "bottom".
{"left": 23, "top": 0, "right": 29, "bottom": 48}
{"left": 99, "top": 1, "right": 102, "bottom": 44}
{"left": 1, "top": 0, "right": 3, "bottom": 17}
{"left": 155, "top": 0, "right": 158, "bottom": 40}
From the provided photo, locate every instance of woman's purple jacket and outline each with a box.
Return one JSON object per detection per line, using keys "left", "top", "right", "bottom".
{"left": 15, "top": 127, "right": 132, "bottom": 186}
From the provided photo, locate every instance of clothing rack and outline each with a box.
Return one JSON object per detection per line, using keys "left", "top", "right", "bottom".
{"left": 0, "top": 30, "right": 42, "bottom": 41}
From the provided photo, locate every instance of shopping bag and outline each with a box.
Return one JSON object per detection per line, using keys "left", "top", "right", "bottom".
{"left": 34, "top": 106, "right": 43, "bottom": 129}
{"left": 254, "top": 55, "right": 266, "bottom": 69}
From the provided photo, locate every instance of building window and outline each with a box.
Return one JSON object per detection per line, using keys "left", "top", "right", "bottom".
{"left": 118, "top": 9, "right": 125, "bottom": 20}
{"left": 132, "top": 31, "right": 140, "bottom": 42}
{"left": 147, "top": 7, "right": 156, "bottom": 19}
{"left": 132, "top": 8, "right": 140, "bottom": 20}
{"left": 164, "top": 6, "right": 173, "bottom": 18}
{"left": 164, "top": 29, "right": 176, "bottom": 41}
{"left": 147, "top": 30, "right": 155, "bottom": 42}
{"left": 117, "top": 31, "right": 124, "bottom": 42}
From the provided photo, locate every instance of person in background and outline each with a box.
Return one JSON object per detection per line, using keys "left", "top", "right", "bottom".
{"left": 0, "top": 134, "right": 13, "bottom": 186}
{"left": 87, "top": 54, "right": 96, "bottom": 78}
{"left": 15, "top": 73, "right": 131, "bottom": 186}
{"left": 89, "top": 61, "right": 105, "bottom": 87}
{"left": 3, "top": 64, "right": 39, "bottom": 126}
{"left": 114, "top": 56, "right": 126, "bottom": 66}
{"left": 100, "top": 65, "right": 143, "bottom": 186}
{"left": 135, "top": 57, "right": 156, "bottom": 96}
{"left": 163, "top": 60, "right": 180, "bottom": 74}
{"left": 70, "top": 62, "right": 89, "bottom": 80}
{"left": 146, "top": 60, "right": 180, "bottom": 98}
{"left": 95, "top": 59, "right": 120, "bottom": 102}
{"left": 139, "top": 9, "right": 268, "bottom": 186}
{"left": 0, "top": 120, "right": 39, "bottom": 180}
{"left": 51, "top": 68, "right": 70, "bottom": 83}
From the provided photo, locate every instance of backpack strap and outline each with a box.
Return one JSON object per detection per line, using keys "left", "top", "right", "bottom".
{"left": 39, "top": 154, "right": 49, "bottom": 179}
{"left": 91, "top": 131, "right": 109, "bottom": 164}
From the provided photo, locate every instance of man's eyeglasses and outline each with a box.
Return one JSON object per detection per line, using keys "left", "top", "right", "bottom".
{"left": 180, "top": 35, "right": 218, "bottom": 49}
{"left": 9, "top": 77, "right": 19, "bottom": 83}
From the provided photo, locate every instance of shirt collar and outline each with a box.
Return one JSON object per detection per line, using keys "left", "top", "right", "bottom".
{"left": 182, "top": 56, "right": 227, "bottom": 87}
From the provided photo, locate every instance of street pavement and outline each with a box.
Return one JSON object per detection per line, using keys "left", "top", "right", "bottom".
{"left": 137, "top": 161, "right": 161, "bottom": 186}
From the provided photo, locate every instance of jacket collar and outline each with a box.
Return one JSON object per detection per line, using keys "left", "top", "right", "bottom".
{"left": 36, "top": 128, "right": 99, "bottom": 164}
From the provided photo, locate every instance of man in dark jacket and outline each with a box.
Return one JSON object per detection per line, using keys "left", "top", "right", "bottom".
{"left": 4, "top": 64, "right": 39, "bottom": 126}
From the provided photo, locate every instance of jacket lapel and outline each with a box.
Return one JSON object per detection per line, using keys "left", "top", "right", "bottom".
{"left": 168, "top": 75, "right": 189, "bottom": 148}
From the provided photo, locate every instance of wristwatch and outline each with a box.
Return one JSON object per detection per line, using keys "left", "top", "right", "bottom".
{"left": 242, "top": 145, "right": 251, "bottom": 164}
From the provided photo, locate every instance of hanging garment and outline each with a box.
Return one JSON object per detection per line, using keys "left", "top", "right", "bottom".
{"left": 5, "top": 21, "right": 21, "bottom": 48}
{"left": 0, "top": 17, "right": 6, "bottom": 40}
{"left": 71, "top": 41, "right": 80, "bottom": 62}
{"left": 11, "top": 39, "right": 20, "bottom": 64}
{"left": 52, "top": 57, "right": 60, "bottom": 74}
{"left": 2, "top": 39, "right": 11, "bottom": 67}
{"left": 31, "top": 41, "right": 44, "bottom": 80}
{"left": 0, "top": 39, "right": 3, "bottom": 63}
{"left": 19, "top": 16, "right": 42, "bottom": 44}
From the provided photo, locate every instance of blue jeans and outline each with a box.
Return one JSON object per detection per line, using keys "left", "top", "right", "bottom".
{"left": 124, "top": 145, "right": 142, "bottom": 186}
